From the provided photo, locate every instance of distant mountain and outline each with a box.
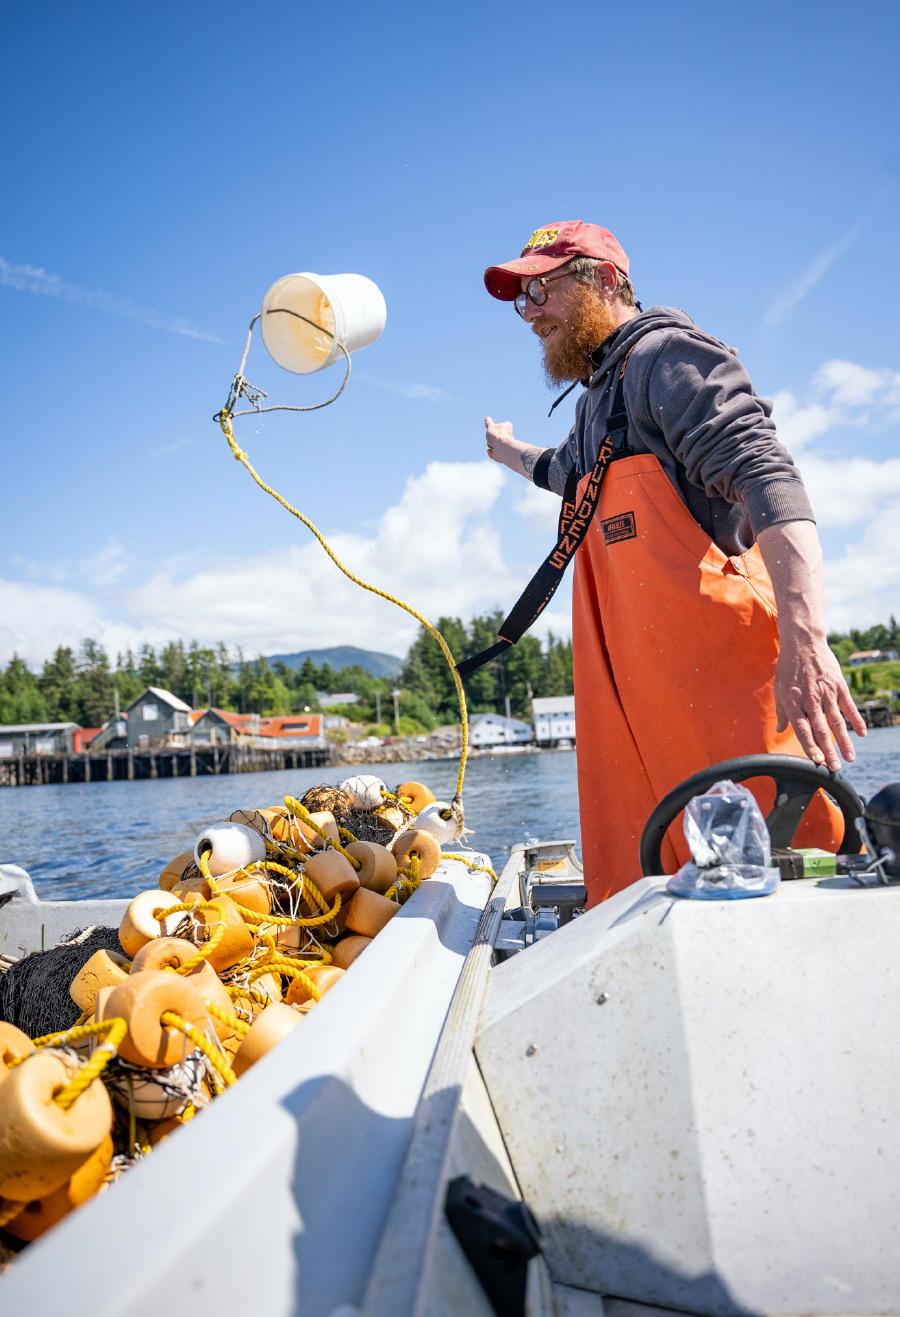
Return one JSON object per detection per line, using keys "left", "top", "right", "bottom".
{"left": 264, "top": 646, "right": 404, "bottom": 680}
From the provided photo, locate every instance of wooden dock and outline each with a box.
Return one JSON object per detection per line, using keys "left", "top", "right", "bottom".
{"left": 0, "top": 743, "right": 333, "bottom": 788}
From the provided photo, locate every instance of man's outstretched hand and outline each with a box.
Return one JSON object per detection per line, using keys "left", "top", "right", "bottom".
{"left": 485, "top": 417, "right": 542, "bottom": 479}
{"left": 774, "top": 638, "right": 867, "bottom": 772}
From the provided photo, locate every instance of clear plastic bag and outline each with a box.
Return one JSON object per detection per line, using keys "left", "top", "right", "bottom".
{"left": 667, "top": 779, "right": 779, "bottom": 900}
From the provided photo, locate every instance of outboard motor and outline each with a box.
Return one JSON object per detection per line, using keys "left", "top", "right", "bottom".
{"left": 864, "top": 782, "right": 900, "bottom": 879}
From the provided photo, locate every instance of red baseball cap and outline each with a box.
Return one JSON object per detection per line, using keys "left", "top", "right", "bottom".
{"left": 484, "top": 221, "right": 629, "bottom": 301}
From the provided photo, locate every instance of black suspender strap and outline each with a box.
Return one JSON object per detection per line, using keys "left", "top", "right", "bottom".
{"left": 456, "top": 349, "right": 632, "bottom": 679}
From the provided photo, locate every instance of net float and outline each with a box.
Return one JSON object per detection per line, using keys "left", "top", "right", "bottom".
{"left": 339, "top": 775, "right": 387, "bottom": 811}
{"left": 69, "top": 949, "right": 131, "bottom": 1013}
{"left": 344, "top": 888, "right": 398, "bottom": 938}
{"left": 193, "top": 822, "right": 266, "bottom": 877}
{"left": 395, "top": 781, "right": 437, "bottom": 814}
{"left": 0, "top": 1051, "right": 113, "bottom": 1201}
{"left": 119, "top": 890, "right": 192, "bottom": 960}
{"left": 158, "top": 851, "right": 196, "bottom": 892}
{"left": 232, "top": 1003, "right": 305, "bottom": 1078}
{"left": 343, "top": 840, "right": 397, "bottom": 894}
{"left": 303, "top": 850, "right": 360, "bottom": 906}
{"left": 392, "top": 829, "right": 441, "bottom": 880}
{"left": 100, "top": 969, "right": 208, "bottom": 1069}
{"left": 413, "top": 802, "right": 461, "bottom": 847}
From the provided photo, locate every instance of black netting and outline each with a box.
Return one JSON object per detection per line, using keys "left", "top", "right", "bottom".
{"left": 0, "top": 926, "right": 122, "bottom": 1038}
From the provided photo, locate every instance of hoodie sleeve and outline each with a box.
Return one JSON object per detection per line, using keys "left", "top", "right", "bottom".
{"left": 635, "top": 329, "right": 815, "bottom": 533}
{"left": 545, "top": 426, "right": 578, "bottom": 496}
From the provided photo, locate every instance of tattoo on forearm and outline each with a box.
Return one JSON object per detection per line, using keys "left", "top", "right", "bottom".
{"left": 521, "top": 447, "right": 541, "bottom": 479}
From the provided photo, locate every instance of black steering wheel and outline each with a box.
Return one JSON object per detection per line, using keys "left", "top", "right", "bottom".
{"left": 639, "top": 754, "right": 864, "bottom": 877}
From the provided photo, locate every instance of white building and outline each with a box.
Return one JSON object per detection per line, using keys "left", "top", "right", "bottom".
{"left": 469, "top": 713, "right": 533, "bottom": 748}
{"left": 532, "top": 695, "right": 576, "bottom": 746}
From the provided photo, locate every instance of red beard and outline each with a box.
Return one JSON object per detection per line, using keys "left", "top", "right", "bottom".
{"left": 536, "top": 289, "right": 621, "bottom": 384}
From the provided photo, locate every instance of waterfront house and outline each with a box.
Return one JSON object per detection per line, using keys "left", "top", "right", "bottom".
{"left": 190, "top": 709, "right": 275, "bottom": 747}
{"left": 91, "top": 687, "right": 194, "bottom": 752}
{"left": 469, "top": 713, "right": 533, "bottom": 748}
{"left": 263, "top": 715, "right": 325, "bottom": 748}
{"left": 532, "top": 696, "right": 576, "bottom": 747}
{"left": 0, "top": 722, "right": 81, "bottom": 757}
{"left": 72, "top": 728, "right": 102, "bottom": 753}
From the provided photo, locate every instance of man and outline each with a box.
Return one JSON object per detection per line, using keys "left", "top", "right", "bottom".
{"left": 482, "top": 221, "right": 865, "bottom": 903}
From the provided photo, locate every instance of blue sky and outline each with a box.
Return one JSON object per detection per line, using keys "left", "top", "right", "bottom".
{"left": 2, "top": 0, "right": 898, "bottom": 668}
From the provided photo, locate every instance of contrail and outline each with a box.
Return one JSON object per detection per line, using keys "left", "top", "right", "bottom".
{"left": 763, "top": 183, "right": 894, "bottom": 329}
{"left": 763, "top": 221, "right": 866, "bottom": 328}
{"left": 357, "top": 373, "right": 449, "bottom": 401}
{"left": 0, "top": 256, "right": 223, "bottom": 343}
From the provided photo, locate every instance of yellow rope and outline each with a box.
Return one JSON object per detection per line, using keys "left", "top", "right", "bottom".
{"left": 385, "top": 853, "right": 420, "bottom": 902}
{"left": 159, "top": 1011, "right": 236, "bottom": 1087}
{"left": 30, "top": 1017, "right": 129, "bottom": 1111}
{"left": 224, "top": 981, "right": 272, "bottom": 1009}
{"left": 440, "top": 853, "right": 499, "bottom": 889}
{"left": 231, "top": 892, "right": 341, "bottom": 928}
{"left": 219, "top": 411, "right": 469, "bottom": 804}
{"left": 153, "top": 898, "right": 229, "bottom": 971}
{"left": 282, "top": 799, "right": 363, "bottom": 869}
{"left": 258, "top": 935, "right": 333, "bottom": 967}
{"left": 206, "top": 1002, "right": 251, "bottom": 1037}
{"left": 246, "top": 960, "right": 323, "bottom": 1000}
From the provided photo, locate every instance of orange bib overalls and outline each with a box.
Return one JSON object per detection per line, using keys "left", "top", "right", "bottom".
{"left": 572, "top": 450, "right": 842, "bottom": 905}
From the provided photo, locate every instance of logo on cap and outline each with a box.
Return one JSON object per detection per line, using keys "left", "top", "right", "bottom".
{"left": 523, "top": 227, "right": 561, "bottom": 251}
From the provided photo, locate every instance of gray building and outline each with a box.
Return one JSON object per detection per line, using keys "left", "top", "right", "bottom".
{"left": 0, "top": 722, "right": 80, "bottom": 757}
{"left": 92, "top": 687, "right": 193, "bottom": 752}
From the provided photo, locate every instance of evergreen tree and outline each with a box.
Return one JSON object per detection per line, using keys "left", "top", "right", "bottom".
{"left": 1, "top": 655, "right": 48, "bottom": 723}
{"left": 137, "top": 644, "right": 161, "bottom": 688}
{"left": 76, "top": 640, "right": 115, "bottom": 726}
{"left": 114, "top": 649, "right": 143, "bottom": 705}
{"left": 298, "top": 657, "right": 319, "bottom": 689}
{"left": 39, "top": 647, "right": 80, "bottom": 722}
{"left": 505, "top": 635, "right": 544, "bottom": 717}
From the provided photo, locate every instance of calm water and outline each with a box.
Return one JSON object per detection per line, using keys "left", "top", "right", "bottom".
{"left": 2, "top": 728, "right": 899, "bottom": 901}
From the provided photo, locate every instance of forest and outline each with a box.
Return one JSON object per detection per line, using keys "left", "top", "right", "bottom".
{"left": 0, "top": 612, "right": 575, "bottom": 736}
{"left": 2, "top": 615, "right": 895, "bottom": 735}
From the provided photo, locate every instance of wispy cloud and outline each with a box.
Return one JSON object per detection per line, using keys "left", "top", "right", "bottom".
{"left": 762, "top": 220, "right": 866, "bottom": 328}
{"left": 358, "top": 373, "right": 449, "bottom": 402}
{"left": 0, "top": 257, "right": 223, "bottom": 343}
{"left": 149, "top": 438, "right": 193, "bottom": 458}
{"left": 762, "top": 186, "right": 893, "bottom": 329}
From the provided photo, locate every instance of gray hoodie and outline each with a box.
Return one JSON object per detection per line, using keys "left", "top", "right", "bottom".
{"left": 542, "top": 307, "right": 814, "bottom": 557}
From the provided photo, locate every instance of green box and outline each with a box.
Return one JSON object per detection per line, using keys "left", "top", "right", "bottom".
{"left": 795, "top": 847, "right": 837, "bottom": 876}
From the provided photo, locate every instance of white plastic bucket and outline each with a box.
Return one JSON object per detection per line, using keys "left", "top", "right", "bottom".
{"left": 259, "top": 272, "right": 387, "bottom": 375}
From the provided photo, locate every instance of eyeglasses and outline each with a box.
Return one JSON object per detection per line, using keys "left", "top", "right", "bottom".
{"left": 514, "top": 270, "right": 572, "bottom": 318}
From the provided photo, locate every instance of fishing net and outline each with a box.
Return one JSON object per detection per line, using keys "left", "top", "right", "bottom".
{"left": 300, "top": 785, "right": 353, "bottom": 825}
{"left": 344, "top": 808, "right": 400, "bottom": 844}
{"left": 299, "top": 784, "right": 401, "bottom": 844}
{"left": 0, "top": 925, "right": 122, "bottom": 1037}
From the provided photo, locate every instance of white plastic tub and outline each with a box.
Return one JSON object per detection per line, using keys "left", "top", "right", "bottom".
{"left": 259, "top": 272, "right": 386, "bottom": 374}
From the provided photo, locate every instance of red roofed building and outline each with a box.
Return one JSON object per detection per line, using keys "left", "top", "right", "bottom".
{"left": 190, "top": 709, "right": 275, "bottom": 747}
{"left": 72, "top": 728, "right": 102, "bottom": 753}
{"left": 262, "top": 715, "right": 324, "bottom": 747}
